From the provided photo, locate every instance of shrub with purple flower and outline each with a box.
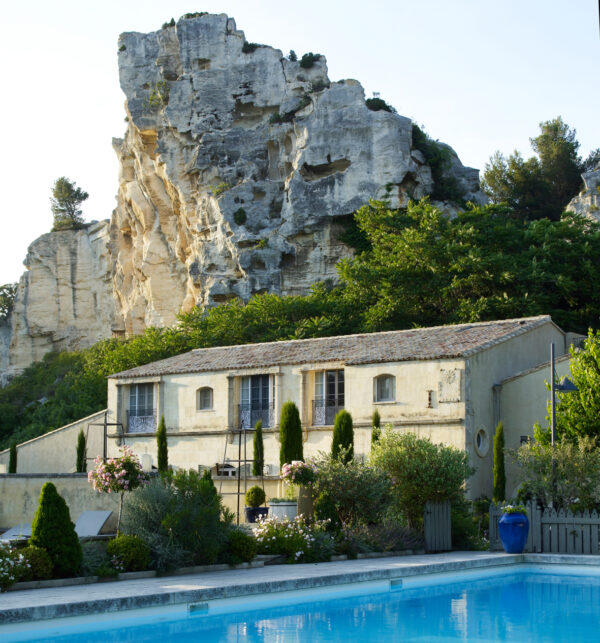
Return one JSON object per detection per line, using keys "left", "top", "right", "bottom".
{"left": 88, "top": 447, "right": 148, "bottom": 494}
{"left": 280, "top": 461, "right": 317, "bottom": 486}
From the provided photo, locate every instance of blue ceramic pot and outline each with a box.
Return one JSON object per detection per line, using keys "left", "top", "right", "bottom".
{"left": 498, "top": 512, "right": 529, "bottom": 553}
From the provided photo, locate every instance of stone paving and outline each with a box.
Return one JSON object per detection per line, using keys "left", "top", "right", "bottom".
{"left": 0, "top": 551, "right": 521, "bottom": 624}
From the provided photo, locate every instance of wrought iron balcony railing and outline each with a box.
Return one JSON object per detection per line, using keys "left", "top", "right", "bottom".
{"left": 312, "top": 399, "right": 344, "bottom": 426}
{"left": 126, "top": 410, "right": 157, "bottom": 434}
{"left": 238, "top": 402, "right": 275, "bottom": 429}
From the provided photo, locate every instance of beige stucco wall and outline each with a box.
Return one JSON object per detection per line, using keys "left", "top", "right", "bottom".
{"left": 497, "top": 354, "right": 572, "bottom": 498}
{"left": 0, "top": 474, "right": 280, "bottom": 530}
{"left": 466, "top": 323, "right": 567, "bottom": 499}
{"left": 0, "top": 410, "right": 107, "bottom": 474}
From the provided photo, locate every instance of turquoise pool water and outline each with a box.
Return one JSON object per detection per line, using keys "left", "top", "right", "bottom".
{"left": 4, "top": 566, "right": 600, "bottom": 642}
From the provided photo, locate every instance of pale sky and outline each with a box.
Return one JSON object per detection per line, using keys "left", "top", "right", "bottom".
{"left": 0, "top": 0, "right": 598, "bottom": 284}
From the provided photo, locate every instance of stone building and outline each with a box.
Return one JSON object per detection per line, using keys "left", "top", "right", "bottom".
{"left": 104, "top": 314, "right": 574, "bottom": 499}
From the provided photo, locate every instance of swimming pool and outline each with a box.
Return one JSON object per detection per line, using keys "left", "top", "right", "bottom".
{"left": 3, "top": 564, "right": 600, "bottom": 642}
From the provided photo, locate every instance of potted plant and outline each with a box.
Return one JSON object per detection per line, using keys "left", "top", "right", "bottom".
{"left": 276, "top": 461, "right": 318, "bottom": 519}
{"left": 498, "top": 503, "right": 529, "bottom": 553}
{"left": 244, "top": 486, "right": 268, "bottom": 523}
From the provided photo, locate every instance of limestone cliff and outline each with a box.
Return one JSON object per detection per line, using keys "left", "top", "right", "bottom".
{"left": 3, "top": 12, "right": 485, "bottom": 379}
{"left": 567, "top": 166, "right": 600, "bottom": 222}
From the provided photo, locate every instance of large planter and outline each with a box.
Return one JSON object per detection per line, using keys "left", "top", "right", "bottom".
{"left": 498, "top": 512, "right": 529, "bottom": 553}
{"left": 269, "top": 501, "right": 298, "bottom": 521}
{"left": 297, "top": 485, "right": 314, "bottom": 519}
{"left": 244, "top": 507, "right": 269, "bottom": 523}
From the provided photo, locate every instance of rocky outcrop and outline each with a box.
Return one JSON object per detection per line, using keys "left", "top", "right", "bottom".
{"left": 111, "top": 12, "right": 485, "bottom": 333}
{"left": 6, "top": 222, "right": 114, "bottom": 377}
{"left": 3, "top": 12, "right": 485, "bottom": 378}
{"left": 567, "top": 166, "right": 600, "bottom": 222}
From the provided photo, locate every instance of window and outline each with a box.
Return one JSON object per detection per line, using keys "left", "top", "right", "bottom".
{"left": 374, "top": 374, "right": 395, "bottom": 403}
{"left": 197, "top": 387, "right": 213, "bottom": 410}
{"left": 313, "top": 369, "right": 344, "bottom": 425}
{"left": 239, "top": 375, "right": 273, "bottom": 428}
{"left": 128, "top": 383, "right": 155, "bottom": 433}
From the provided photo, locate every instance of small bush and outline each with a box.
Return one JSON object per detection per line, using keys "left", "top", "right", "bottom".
{"left": 300, "top": 52, "right": 321, "bottom": 69}
{"left": 118, "top": 44, "right": 126, "bottom": 52}
{"left": 183, "top": 12, "right": 207, "bottom": 19}
{"left": 245, "top": 485, "right": 266, "bottom": 507}
{"left": 29, "top": 482, "right": 82, "bottom": 578}
{"left": 148, "top": 80, "right": 170, "bottom": 109}
{"left": 225, "top": 529, "right": 257, "bottom": 564}
{"left": 289, "top": 50, "right": 297, "bottom": 62}
{"left": 242, "top": 42, "right": 259, "bottom": 54}
{"left": 17, "top": 546, "right": 52, "bottom": 581}
{"left": 269, "top": 112, "right": 283, "bottom": 124}
{"left": 211, "top": 182, "right": 231, "bottom": 197}
{"left": 161, "top": 18, "right": 175, "bottom": 29}
{"left": 365, "top": 97, "right": 395, "bottom": 113}
{"left": 107, "top": 534, "right": 150, "bottom": 572}
{"left": 451, "top": 498, "right": 488, "bottom": 550}
{"left": 233, "top": 207, "right": 247, "bottom": 226}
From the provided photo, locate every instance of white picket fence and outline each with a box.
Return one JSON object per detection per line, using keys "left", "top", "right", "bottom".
{"left": 489, "top": 501, "right": 600, "bottom": 554}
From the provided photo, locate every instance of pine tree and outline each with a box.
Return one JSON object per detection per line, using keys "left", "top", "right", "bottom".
{"left": 332, "top": 410, "right": 354, "bottom": 463}
{"left": 50, "top": 177, "right": 88, "bottom": 231}
{"left": 493, "top": 421, "right": 506, "bottom": 503}
{"left": 371, "top": 409, "right": 381, "bottom": 445}
{"left": 253, "top": 419, "right": 264, "bottom": 476}
{"left": 75, "top": 429, "right": 86, "bottom": 473}
{"left": 157, "top": 415, "right": 168, "bottom": 473}
{"left": 29, "top": 482, "right": 82, "bottom": 578}
{"left": 279, "top": 401, "right": 303, "bottom": 466}
{"left": 8, "top": 443, "right": 17, "bottom": 473}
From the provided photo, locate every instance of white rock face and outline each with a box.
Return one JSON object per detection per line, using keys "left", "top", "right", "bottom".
{"left": 5, "top": 222, "right": 115, "bottom": 378}
{"left": 2, "top": 12, "right": 485, "bottom": 378}
{"left": 567, "top": 167, "right": 600, "bottom": 222}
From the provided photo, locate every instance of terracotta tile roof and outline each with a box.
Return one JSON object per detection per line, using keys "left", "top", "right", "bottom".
{"left": 110, "top": 315, "right": 554, "bottom": 379}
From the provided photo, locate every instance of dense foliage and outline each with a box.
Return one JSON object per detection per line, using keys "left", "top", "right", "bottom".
{"left": 17, "top": 545, "right": 52, "bottom": 582}
{"left": 29, "top": 482, "right": 82, "bottom": 578}
{"left": 370, "top": 430, "right": 473, "bottom": 528}
{"left": 245, "top": 485, "right": 266, "bottom": 508}
{"left": 0, "top": 283, "right": 16, "bottom": 322}
{"left": 252, "top": 419, "right": 264, "bottom": 477}
{"left": 106, "top": 534, "right": 150, "bottom": 572}
{"left": 331, "top": 410, "right": 354, "bottom": 463}
{"left": 279, "top": 401, "right": 303, "bottom": 466}
{"left": 76, "top": 429, "right": 86, "bottom": 473}
{"left": 492, "top": 422, "right": 506, "bottom": 503}
{"left": 156, "top": 415, "right": 168, "bottom": 473}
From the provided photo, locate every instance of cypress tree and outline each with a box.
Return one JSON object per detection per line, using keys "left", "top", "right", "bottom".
{"left": 29, "top": 482, "right": 82, "bottom": 578}
{"left": 75, "top": 429, "right": 87, "bottom": 473}
{"left": 332, "top": 410, "right": 354, "bottom": 463}
{"left": 279, "top": 401, "right": 303, "bottom": 466}
{"left": 253, "top": 419, "right": 264, "bottom": 477}
{"left": 8, "top": 442, "right": 17, "bottom": 473}
{"left": 157, "top": 415, "right": 168, "bottom": 473}
{"left": 493, "top": 421, "right": 506, "bottom": 503}
{"left": 371, "top": 409, "right": 381, "bottom": 445}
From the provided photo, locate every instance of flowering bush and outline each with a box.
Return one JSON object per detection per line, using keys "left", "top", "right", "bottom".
{"left": 88, "top": 447, "right": 148, "bottom": 494}
{"left": 0, "top": 543, "right": 27, "bottom": 591}
{"left": 501, "top": 503, "right": 527, "bottom": 515}
{"left": 252, "top": 515, "right": 333, "bottom": 563}
{"left": 280, "top": 461, "right": 317, "bottom": 486}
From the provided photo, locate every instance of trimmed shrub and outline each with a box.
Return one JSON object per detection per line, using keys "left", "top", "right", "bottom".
{"left": 252, "top": 419, "right": 264, "bottom": 476}
{"left": 8, "top": 443, "right": 16, "bottom": 473}
{"left": 245, "top": 485, "right": 266, "bottom": 508}
{"left": 29, "top": 482, "right": 82, "bottom": 578}
{"left": 107, "top": 534, "right": 150, "bottom": 572}
{"left": 279, "top": 401, "right": 303, "bottom": 467}
{"left": 331, "top": 410, "right": 353, "bottom": 463}
{"left": 226, "top": 529, "right": 257, "bottom": 563}
{"left": 371, "top": 409, "right": 381, "bottom": 445}
{"left": 493, "top": 421, "right": 506, "bottom": 503}
{"left": 76, "top": 429, "right": 86, "bottom": 473}
{"left": 157, "top": 415, "right": 168, "bottom": 473}
{"left": 17, "top": 546, "right": 52, "bottom": 581}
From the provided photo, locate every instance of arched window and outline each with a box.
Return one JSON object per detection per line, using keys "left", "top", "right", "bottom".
{"left": 374, "top": 374, "right": 395, "bottom": 403}
{"left": 197, "top": 387, "right": 213, "bottom": 410}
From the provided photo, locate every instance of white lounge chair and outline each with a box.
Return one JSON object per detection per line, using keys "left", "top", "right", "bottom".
{"left": 0, "top": 523, "right": 31, "bottom": 541}
{"left": 74, "top": 510, "right": 113, "bottom": 537}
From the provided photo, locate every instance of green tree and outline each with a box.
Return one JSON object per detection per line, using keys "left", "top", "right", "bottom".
{"left": 8, "top": 442, "right": 17, "bottom": 473}
{"left": 371, "top": 409, "right": 381, "bottom": 445}
{"left": 370, "top": 429, "right": 473, "bottom": 529}
{"left": 51, "top": 177, "right": 88, "bottom": 231}
{"left": 252, "top": 419, "right": 264, "bottom": 477}
{"left": 29, "top": 482, "right": 82, "bottom": 577}
{"left": 0, "top": 283, "right": 17, "bottom": 322}
{"left": 331, "top": 410, "right": 354, "bottom": 463}
{"left": 279, "top": 401, "right": 303, "bottom": 466}
{"left": 535, "top": 330, "right": 600, "bottom": 443}
{"left": 482, "top": 117, "right": 582, "bottom": 221}
{"left": 492, "top": 422, "right": 505, "bottom": 503}
{"left": 75, "top": 429, "right": 86, "bottom": 473}
{"left": 157, "top": 415, "right": 168, "bottom": 473}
